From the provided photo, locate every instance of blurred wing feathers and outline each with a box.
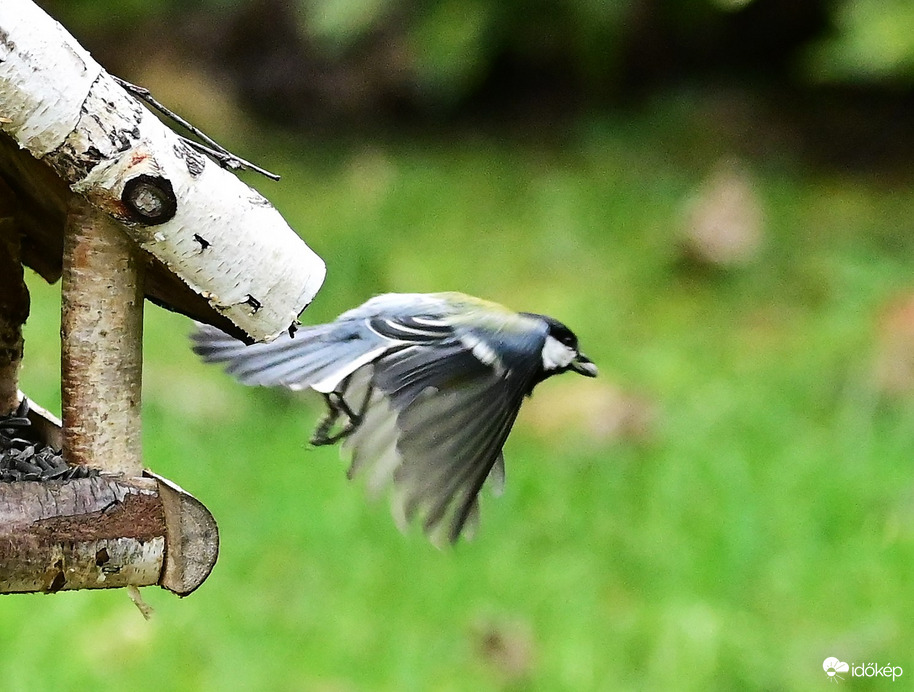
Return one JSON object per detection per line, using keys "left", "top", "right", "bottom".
{"left": 395, "top": 377, "right": 524, "bottom": 543}
{"left": 192, "top": 323, "right": 384, "bottom": 391}
{"left": 368, "top": 315, "right": 453, "bottom": 342}
{"left": 373, "top": 343, "right": 489, "bottom": 410}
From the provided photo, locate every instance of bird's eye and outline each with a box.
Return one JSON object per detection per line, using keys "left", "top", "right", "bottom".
{"left": 545, "top": 319, "right": 578, "bottom": 348}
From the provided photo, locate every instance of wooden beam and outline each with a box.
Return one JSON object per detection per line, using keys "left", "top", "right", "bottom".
{"left": 0, "top": 398, "right": 219, "bottom": 596}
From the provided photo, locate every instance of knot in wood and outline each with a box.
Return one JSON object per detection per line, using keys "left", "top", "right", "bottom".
{"left": 122, "top": 175, "right": 177, "bottom": 225}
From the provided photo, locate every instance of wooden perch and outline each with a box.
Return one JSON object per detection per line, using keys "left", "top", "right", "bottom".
{"left": 0, "top": 476, "right": 166, "bottom": 593}
{"left": 0, "top": 396, "right": 218, "bottom": 596}
{"left": 0, "top": 0, "right": 326, "bottom": 341}
{"left": 0, "top": 471, "right": 218, "bottom": 596}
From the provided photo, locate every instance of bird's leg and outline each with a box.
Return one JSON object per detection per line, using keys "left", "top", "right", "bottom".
{"left": 311, "top": 376, "right": 350, "bottom": 445}
{"left": 310, "top": 377, "right": 366, "bottom": 445}
{"left": 319, "top": 396, "right": 363, "bottom": 445}
{"left": 311, "top": 394, "right": 344, "bottom": 446}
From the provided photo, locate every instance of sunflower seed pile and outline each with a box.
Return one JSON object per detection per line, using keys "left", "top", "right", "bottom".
{"left": 0, "top": 399, "right": 96, "bottom": 482}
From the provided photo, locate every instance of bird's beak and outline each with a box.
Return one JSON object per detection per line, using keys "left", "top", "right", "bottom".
{"left": 570, "top": 353, "right": 598, "bottom": 377}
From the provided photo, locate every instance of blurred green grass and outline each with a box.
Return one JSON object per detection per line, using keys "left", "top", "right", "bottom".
{"left": 4, "top": 109, "right": 914, "bottom": 691}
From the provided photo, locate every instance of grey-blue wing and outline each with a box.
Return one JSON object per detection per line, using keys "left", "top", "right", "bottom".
{"left": 191, "top": 296, "right": 463, "bottom": 392}
{"left": 394, "top": 369, "right": 527, "bottom": 543}
{"left": 339, "top": 341, "right": 535, "bottom": 543}
{"left": 191, "top": 322, "right": 386, "bottom": 391}
{"left": 373, "top": 342, "right": 489, "bottom": 409}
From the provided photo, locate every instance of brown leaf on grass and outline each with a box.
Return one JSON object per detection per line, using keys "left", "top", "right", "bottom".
{"left": 471, "top": 617, "right": 536, "bottom": 685}
{"left": 872, "top": 292, "right": 914, "bottom": 397}
{"left": 681, "top": 158, "right": 765, "bottom": 268}
{"left": 522, "top": 380, "right": 655, "bottom": 445}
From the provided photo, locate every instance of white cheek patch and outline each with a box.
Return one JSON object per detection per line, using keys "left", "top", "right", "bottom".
{"left": 542, "top": 335, "right": 576, "bottom": 371}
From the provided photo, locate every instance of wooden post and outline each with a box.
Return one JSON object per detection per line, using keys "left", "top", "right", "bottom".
{"left": 0, "top": 181, "right": 28, "bottom": 416}
{"left": 60, "top": 197, "right": 144, "bottom": 473}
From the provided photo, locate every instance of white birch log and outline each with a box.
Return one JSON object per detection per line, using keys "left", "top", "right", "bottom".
{"left": 0, "top": 0, "right": 325, "bottom": 342}
{"left": 0, "top": 477, "right": 166, "bottom": 593}
{"left": 1, "top": 394, "right": 219, "bottom": 596}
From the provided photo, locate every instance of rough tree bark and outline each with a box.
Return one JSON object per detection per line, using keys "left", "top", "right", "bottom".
{"left": 0, "top": 476, "right": 166, "bottom": 593}
{"left": 61, "top": 197, "right": 143, "bottom": 474}
{"left": 0, "top": 180, "right": 28, "bottom": 416}
{"left": 0, "top": 470, "right": 218, "bottom": 595}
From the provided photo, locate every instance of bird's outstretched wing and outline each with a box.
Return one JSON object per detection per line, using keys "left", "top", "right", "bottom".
{"left": 190, "top": 293, "right": 531, "bottom": 394}
{"left": 339, "top": 338, "right": 539, "bottom": 545}
{"left": 190, "top": 295, "right": 464, "bottom": 392}
{"left": 191, "top": 322, "right": 389, "bottom": 392}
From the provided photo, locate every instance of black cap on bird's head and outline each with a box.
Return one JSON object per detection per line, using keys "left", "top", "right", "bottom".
{"left": 525, "top": 313, "right": 598, "bottom": 379}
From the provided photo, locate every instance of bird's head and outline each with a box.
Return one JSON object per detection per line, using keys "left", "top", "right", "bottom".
{"left": 533, "top": 315, "right": 598, "bottom": 379}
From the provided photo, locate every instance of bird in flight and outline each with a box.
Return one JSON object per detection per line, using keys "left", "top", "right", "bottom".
{"left": 192, "top": 292, "right": 596, "bottom": 545}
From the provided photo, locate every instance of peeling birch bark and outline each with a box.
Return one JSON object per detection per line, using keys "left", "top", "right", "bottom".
{"left": 0, "top": 0, "right": 325, "bottom": 341}
{"left": 61, "top": 198, "right": 143, "bottom": 474}
{"left": 0, "top": 477, "right": 165, "bottom": 593}
{"left": 0, "top": 473, "right": 218, "bottom": 595}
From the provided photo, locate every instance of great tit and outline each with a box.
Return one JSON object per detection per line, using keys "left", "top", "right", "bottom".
{"left": 192, "top": 292, "right": 597, "bottom": 544}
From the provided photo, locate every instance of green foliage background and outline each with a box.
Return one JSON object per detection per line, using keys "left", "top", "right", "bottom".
{"left": 4, "top": 106, "right": 914, "bottom": 689}
{"left": 43, "top": 0, "right": 914, "bottom": 102}
{"left": 5, "top": 0, "right": 914, "bottom": 689}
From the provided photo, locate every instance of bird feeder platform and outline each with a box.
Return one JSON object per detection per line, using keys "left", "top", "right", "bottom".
{"left": 0, "top": 0, "right": 326, "bottom": 596}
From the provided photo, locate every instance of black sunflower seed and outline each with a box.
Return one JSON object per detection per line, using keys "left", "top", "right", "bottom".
{"left": 0, "top": 399, "right": 98, "bottom": 483}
